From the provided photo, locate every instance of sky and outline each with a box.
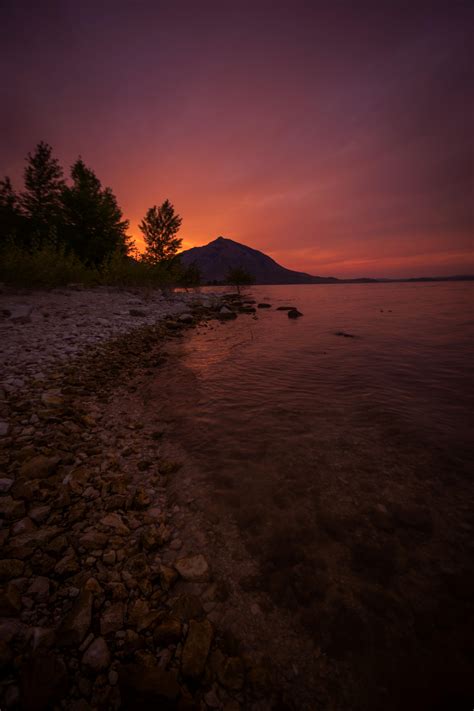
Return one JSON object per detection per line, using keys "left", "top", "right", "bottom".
{"left": 1, "top": 0, "right": 472, "bottom": 278}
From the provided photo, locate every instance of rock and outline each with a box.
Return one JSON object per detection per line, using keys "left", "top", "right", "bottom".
{"left": 129, "top": 309, "right": 147, "bottom": 317}
{"left": 54, "top": 549, "right": 80, "bottom": 577}
{"left": 219, "top": 306, "right": 237, "bottom": 320}
{"left": 181, "top": 619, "right": 213, "bottom": 680}
{"left": 79, "top": 529, "right": 109, "bottom": 550}
{"left": 57, "top": 589, "right": 93, "bottom": 646}
{"left": 103, "top": 550, "right": 116, "bottom": 565}
{"left": 8, "top": 305, "right": 32, "bottom": 323}
{"left": 0, "top": 496, "right": 26, "bottom": 520}
{"left": 276, "top": 306, "right": 296, "bottom": 310}
{"left": 141, "top": 524, "right": 163, "bottom": 551}
{"left": 179, "top": 313, "right": 194, "bottom": 323}
{"left": 153, "top": 618, "right": 182, "bottom": 646}
{"left": 20, "top": 653, "right": 68, "bottom": 711}
{"left": 124, "top": 553, "right": 149, "bottom": 578}
{"left": 27, "top": 626, "right": 55, "bottom": 652}
{"left": 82, "top": 636, "right": 110, "bottom": 672}
{"left": 0, "top": 582, "right": 22, "bottom": 616}
{"left": 389, "top": 502, "right": 433, "bottom": 533}
{"left": 287, "top": 309, "right": 303, "bottom": 318}
{"left": 19, "top": 454, "right": 60, "bottom": 480}
{"left": 41, "top": 390, "right": 64, "bottom": 408}
{"left": 334, "top": 330, "right": 355, "bottom": 338}
{"left": 119, "top": 663, "right": 180, "bottom": 706}
{"left": 100, "top": 513, "right": 130, "bottom": 535}
{"left": 0, "top": 559, "right": 25, "bottom": 581}
{"left": 27, "top": 577, "right": 50, "bottom": 602}
{"left": 170, "top": 593, "right": 204, "bottom": 621}
{"left": 0, "top": 477, "right": 14, "bottom": 493}
{"left": 0, "top": 639, "right": 13, "bottom": 669}
{"left": 175, "top": 553, "right": 210, "bottom": 582}
{"left": 160, "top": 565, "right": 178, "bottom": 591}
{"left": 0, "top": 421, "right": 9, "bottom": 436}
{"left": 217, "top": 656, "right": 245, "bottom": 690}
{"left": 133, "top": 486, "right": 151, "bottom": 509}
{"left": 257, "top": 303, "right": 272, "bottom": 308}
{"left": 11, "top": 517, "right": 36, "bottom": 536}
{"left": 100, "top": 602, "right": 125, "bottom": 635}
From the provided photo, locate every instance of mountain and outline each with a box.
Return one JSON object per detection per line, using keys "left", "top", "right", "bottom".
{"left": 179, "top": 236, "right": 339, "bottom": 285}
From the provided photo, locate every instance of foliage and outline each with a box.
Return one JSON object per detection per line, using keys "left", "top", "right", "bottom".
{"left": 20, "top": 141, "right": 65, "bottom": 247}
{"left": 177, "top": 261, "right": 201, "bottom": 288}
{"left": 0, "top": 177, "right": 23, "bottom": 248}
{"left": 225, "top": 265, "right": 255, "bottom": 293}
{"left": 0, "top": 243, "right": 94, "bottom": 288}
{"left": 62, "top": 158, "right": 131, "bottom": 267}
{"left": 140, "top": 200, "right": 182, "bottom": 264}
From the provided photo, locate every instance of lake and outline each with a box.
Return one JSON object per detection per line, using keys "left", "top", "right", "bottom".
{"left": 155, "top": 282, "right": 474, "bottom": 710}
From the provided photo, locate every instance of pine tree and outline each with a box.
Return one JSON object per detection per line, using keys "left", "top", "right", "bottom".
{"left": 62, "top": 158, "right": 130, "bottom": 267}
{"left": 20, "top": 141, "right": 65, "bottom": 246}
{"left": 139, "top": 200, "right": 182, "bottom": 264}
{"left": 0, "top": 177, "right": 21, "bottom": 248}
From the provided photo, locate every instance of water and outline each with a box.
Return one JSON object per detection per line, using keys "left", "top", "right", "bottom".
{"left": 157, "top": 282, "right": 474, "bottom": 709}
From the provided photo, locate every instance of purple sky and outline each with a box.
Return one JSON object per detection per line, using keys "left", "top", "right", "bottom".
{"left": 1, "top": 0, "right": 472, "bottom": 277}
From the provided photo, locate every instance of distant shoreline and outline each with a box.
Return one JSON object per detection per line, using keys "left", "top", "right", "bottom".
{"left": 202, "top": 274, "right": 474, "bottom": 287}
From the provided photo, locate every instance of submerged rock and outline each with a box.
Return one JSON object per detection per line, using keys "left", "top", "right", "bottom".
{"left": 175, "top": 554, "right": 210, "bottom": 582}
{"left": 182, "top": 619, "right": 213, "bottom": 680}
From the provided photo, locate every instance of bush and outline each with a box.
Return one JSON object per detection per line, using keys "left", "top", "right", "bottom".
{"left": 0, "top": 243, "right": 95, "bottom": 287}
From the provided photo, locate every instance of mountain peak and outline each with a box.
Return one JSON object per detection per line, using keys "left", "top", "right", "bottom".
{"left": 180, "top": 237, "right": 338, "bottom": 285}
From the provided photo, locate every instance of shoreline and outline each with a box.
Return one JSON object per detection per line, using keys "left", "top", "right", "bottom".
{"left": 0, "top": 288, "right": 271, "bottom": 710}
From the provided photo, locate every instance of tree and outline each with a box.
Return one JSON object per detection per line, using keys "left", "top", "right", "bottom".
{"left": 62, "top": 158, "right": 130, "bottom": 267}
{"left": 178, "top": 261, "right": 201, "bottom": 289}
{"left": 225, "top": 266, "right": 254, "bottom": 293}
{"left": 20, "top": 141, "right": 65, "bottom": 247}
{"left": 139, "top": 200, "right": 182, "bottom": 264}
{"left": 0, "top": 177, "right": 22, "bottom": 248}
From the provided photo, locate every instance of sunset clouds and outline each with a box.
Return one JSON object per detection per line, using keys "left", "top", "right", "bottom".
{"left": 2, "top": 0, "right": 472, "bottom": 277}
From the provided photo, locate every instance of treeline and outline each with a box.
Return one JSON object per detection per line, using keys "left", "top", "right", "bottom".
{"left": 0, "top": 141, "right": 200, "bottom": 287}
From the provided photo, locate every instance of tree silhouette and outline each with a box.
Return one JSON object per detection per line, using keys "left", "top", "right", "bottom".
{"left": 62, "top": 158, "right": 130, "bottom": 267}
{"left": 225, "top": 266, "right": 254, "bottom": 293}
{"left": 0, "top": 177, "right": 22, "bottom": 248}
{"left": 20, "top": 141, "right": 65, "bottom": 247}
{"left": 139, "top": 200, "right": 182, "bottom": 264}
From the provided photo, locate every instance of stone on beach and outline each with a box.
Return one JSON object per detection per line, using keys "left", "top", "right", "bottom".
{"left": 182, "top": 619, "right": 213, "bottom": 680}
{"left": 57, "top": 589, "right": 93, "bottom": 646}
{"left": 81, "top": 636, "right": 111, "bottom": 672}
{"left": 175, "top": 554, "right": 210, "bottom": 581}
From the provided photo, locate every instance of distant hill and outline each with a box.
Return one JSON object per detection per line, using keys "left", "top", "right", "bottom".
{"left": 179, "top": 236, "right": 339, "bottom": 284}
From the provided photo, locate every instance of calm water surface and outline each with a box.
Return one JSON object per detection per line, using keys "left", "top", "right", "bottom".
{"left": 159, "top": 282, "right": 474, "bottom": 709}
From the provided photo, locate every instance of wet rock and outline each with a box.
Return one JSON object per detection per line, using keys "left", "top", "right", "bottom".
{"left": 175, "top": 553, "right": 210, "bottom": 582}
{"left": 179, "top": 313, "right": 194, "bottom": 323}
{"left": 170, "top": 593, "right": 204, "bottom": 621}
{"left": 389, "top": 502, "right": 433, "bottom": 533}
{"left": 0, "top": 582, "right": 22, "bottom": 616}
{"left": 153, "top": 617, "right": 182, "bottom": 646}
{"left": 334, "top": 330, "right": 355, "bottom": 338}
{"left": 100, "top": 602, "right": 125, "bottom": 635}
{"left": 288, "top": 309, "right": 303, "bottom": 318}
{"left": 19, "top": 454, "right": 60, "bottom": 479}
{"left": 0, "top": 559, "right": 25, "bottom": 581}
{"left": 181, "top": 619, "right": 213, "bottom": 680}
{"left": 20, "top": 653, "right": 69, "bottom": 711}
{"left": 82, "top": 636, "right": 110, "bottom": 672}
{"left": 257, "top": 303, "right": 272, "bottom": 308}
{"left": 119, "top": 663, "right": 180, "bottom": 707}
{"left": 57, "top": 589, "right": 93, "bottom": 646}
{"left": 219, "top": 306, "right": 237, "bottom": 320}
{"left": 217, "top": 656, "right": 245, "bottom": 690}
{"left": 0, "top": 639, "right": 13, "bottom": 669}
{"left": 0, "top": 496, "right": 26, "bottom": 520}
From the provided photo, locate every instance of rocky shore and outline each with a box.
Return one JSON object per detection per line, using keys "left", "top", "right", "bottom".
{"left": 0, "top": 287, "right": 270, "bottom": 711}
